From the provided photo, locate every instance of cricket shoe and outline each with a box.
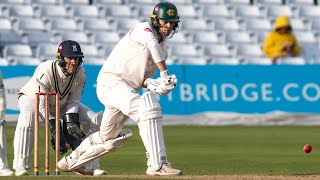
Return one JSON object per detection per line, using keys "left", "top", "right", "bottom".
{"left": 146, "top": 162, "right": 182, "bottom": 176}
{"left": 58, "top": 156, "right": 106, "bottom": 176}
{"left": 14, "top": 167, "right": 28, "bottom": 176}
{"left": 57, "top": 156, "right": 72, "bottom": 172}
{"left": 72, "top": 167, "right": 107, "bottom": 176}
{"left": 93, "top": 169, "right": 107, "bottom": 176}
{"left": 0, "top": 168, "right": 14, "bottom": 176}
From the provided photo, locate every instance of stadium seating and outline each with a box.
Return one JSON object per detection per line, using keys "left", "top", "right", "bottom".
{"left": 21, "top": 31, "right": 58, "bottom": 49}
{"left": 35, "top": 43, "right": 57, "bottom": 61}
{"left": 72, "top": 5, "right": 102, "bottom": 18}
{"left": 234, "top": 5, "right": 267, "bottom": 18}
{"left": 2, "top": 44, "right": 34, "bottom": 64}
{"left": 180, "top": 18, "right": 213, "bottom": 32}
{"left": 209, "top": 57, "right": 240, "bottom": 65}
{"left": 276, "top": 57, "right": 306, "bottom": 64}
{"left": 170, "top": 44, "right": 204, "bottom": 59}
{"left": 266, "top": 5, "right": 298, "bottom": 18}
{"left": 94, "top": 0, "right": 123, "bottom": 5}
{"left": 2, "top": 0, "right": 26, "bottom": 4}
{"left": 287, "top": 0, "right": 315, "bottom": 5}
{"left": 176, "top": 4, "right": 200, "bottom": 19}
{"left": 195, "top": 0, "right": 224, "bottom": 4}
{"left": 175, "top": 57, "right": 210, "bottom": 65}
{"left": 299, "top": 6, "right": 320, "bottom": 19}
{"left": 32, "top": 0, "right": 60, "bottom": 5}
{"left": 8, "top": 5, "right": 34, "bottom": 18}
{"left": 63, "top": 0, "right": 89, "bottom": 5}
{"left": 202, "top": 5, "right": 234, "bottom": 18}
{"left": 244, "top": 18, "right": 272, "bottom": 32}
{"left": 236, "top": 44, "right": 265, "bottom": 58}
{"left": 193, "top": 31, "right": 225, "bottom": 44}
{"left": 49, "top": 18, "right": 80, "bottom": 32}
{"left": 93, "top": 31, "right": 121, "bottom": 45}
{"left": 0, "top": 31, "right": 23, "bottom": 49}
{"left": 37, "top": 5, "right": 72, "bottom": 18}
{"left": 225, "top": 0, "right": 253, "bottom": 5}
{"left": 204, "top": 44, "right": 236, "bottom": 58}
{"left": 0, "top": 58, "right": 9, "bottom": 66}
{"left": 225, "top": 31, "right": 258, "bottom": 44}
{"left": 11, "top": 18, "right": 46, "bottom": 34}
{"left": 0, "top": 18, "right": 12, "bottom": 31}
{"left": 82, "top": 18, "right": 117, "bottom": 32}
{"left": 0, "top": 0, "right": 319, "bottom": 65}
{"left": 241, "top": 57, "right": 272, "bottom": 65}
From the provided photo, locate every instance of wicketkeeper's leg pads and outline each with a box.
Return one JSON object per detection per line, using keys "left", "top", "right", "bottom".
{"left": 138, "top": 91, "right": 167, "bottom": 171}
{"left": 13, "top": 110, "right": 33, "bottom": 170}
{"left": 61, "top": 129, "right": 133, "bottom": 171}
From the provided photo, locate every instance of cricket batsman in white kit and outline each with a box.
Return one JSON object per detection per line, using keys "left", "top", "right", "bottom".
{"left": 0, "top": 71, "right": 14, "bottom": 176}
{"left": 58, "top": 2, "right": 181, "bottom": 176}
{"left": 13, "top": 40, "right": 105, "bottom": 176}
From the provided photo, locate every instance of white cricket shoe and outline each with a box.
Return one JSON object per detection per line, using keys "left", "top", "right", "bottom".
{"left": 58, "top": 156, "right": 72, "bottom": 172}
{"left": 146, "top": 162, "right": 182, "bottom": 176}
{"left": 93, "top": 169, "right": 107, "bottom": 176}
{"left": 0, "top": 168, "right": 14, "bottom": 176}
{"left": 72, "top": 166, "right": 93, "bottom": 176}
{"left": 14, "top": 167, "right": 28, "bottom": 176}
{"left": 71, "top": 166, "right": 107, "bottom": 176}
{"left": 58, "top": 156, "right": 107, "bottom": 176}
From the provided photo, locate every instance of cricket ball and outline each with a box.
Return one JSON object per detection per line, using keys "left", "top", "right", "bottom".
{"left": 303, "top": 144, "right": 312, "bottom": 153}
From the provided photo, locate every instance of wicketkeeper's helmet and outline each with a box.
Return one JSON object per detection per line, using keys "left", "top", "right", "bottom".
{"left": 150, "top": 2, "right": 180, "bottom": 38}
{"left": 56, "top": 40, "right": 84, "bottom": 68}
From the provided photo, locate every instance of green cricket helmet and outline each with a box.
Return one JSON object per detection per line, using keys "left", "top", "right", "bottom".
{"left": 150, "top": 2, "right": 180, "bottom": 37}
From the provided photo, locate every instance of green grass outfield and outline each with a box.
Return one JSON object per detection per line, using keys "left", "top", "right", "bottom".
{"left": 2, "top": 125, "right": 320, "bottom": 179}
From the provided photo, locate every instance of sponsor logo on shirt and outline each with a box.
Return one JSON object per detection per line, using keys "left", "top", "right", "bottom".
{"left": 144, "top": 28, "right": 152, "bottom": 32}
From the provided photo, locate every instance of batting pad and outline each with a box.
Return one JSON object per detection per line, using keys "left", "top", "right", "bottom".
{"left": 139, "top": 91, "right": 162, "bottom": 121}
{"left": 0, "top": 123, "right": 9, "bottom": 169}
{"left": 138, "top": 91, "right": 167, "bottom": 171}
{"left": 67, "top": 129, "right": 133, "bottom": 171}
{"left": 138, "top": 119, "right": 167, "bottom": 171}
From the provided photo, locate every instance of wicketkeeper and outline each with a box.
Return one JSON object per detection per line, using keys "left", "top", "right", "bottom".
{"left": 13, "top": 40, "right": 106, "bottom": 176}
{"left": 58, "top": 2, "right": 181, "bottom": 176}
{"left": 0, "top": 71, "right": 14, "bottom": 176}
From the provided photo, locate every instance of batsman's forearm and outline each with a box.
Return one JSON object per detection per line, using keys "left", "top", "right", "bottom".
{"left": 156, "top": 61, "right": 167, "bottom": 72}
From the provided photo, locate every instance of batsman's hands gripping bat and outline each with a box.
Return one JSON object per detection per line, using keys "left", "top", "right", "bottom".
{"left": 146, "top": 70, "right": 178, "bottom": 95}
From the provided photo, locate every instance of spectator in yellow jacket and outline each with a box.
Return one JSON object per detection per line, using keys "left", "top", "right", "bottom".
{"left": 262, "top": 16, "right": 301, "bottom": 64}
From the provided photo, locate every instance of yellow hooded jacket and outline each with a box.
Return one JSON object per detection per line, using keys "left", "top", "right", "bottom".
{"left": 262, "top": 16, "right": 301, "bottom": 59}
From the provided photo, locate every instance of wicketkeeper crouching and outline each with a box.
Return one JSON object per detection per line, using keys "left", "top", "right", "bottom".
{"left": 13, "top": 40, "right": 106, "bottom": 176}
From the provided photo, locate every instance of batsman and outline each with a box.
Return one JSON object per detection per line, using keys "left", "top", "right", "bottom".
{"left": 58, "top": 2, "right": 181, "bottom": 176}
{"left": 13, "top": 40, "right": 106, "bottom": 176}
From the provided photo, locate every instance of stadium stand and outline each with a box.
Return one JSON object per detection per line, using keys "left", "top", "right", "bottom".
{"left": 0, "top": 0, "right": 319, "bottom": 65}
{"left": 234, "top": 5, "right": 267, "bottom": 18}
{"left": 37, "top": 5, "right": 72, "bottom": 18}
{"left": 32, "top": 0, "right": 60, "bottom": 5}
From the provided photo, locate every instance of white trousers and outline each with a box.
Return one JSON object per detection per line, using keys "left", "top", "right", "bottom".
{"left": 96, "top": 75, "right": 141, "bottom": 141}
{"left": 0, "top": 123, "right": 10, "bottom": 170}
